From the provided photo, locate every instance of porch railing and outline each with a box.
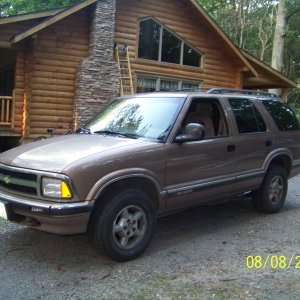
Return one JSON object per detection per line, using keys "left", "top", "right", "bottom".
{"left": 0, "top": 95, "right": 14, "bottom": 126}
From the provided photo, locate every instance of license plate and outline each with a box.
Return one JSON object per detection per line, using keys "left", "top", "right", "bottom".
{"left": 0, "top": 202, "right": 7, "bottom": 220}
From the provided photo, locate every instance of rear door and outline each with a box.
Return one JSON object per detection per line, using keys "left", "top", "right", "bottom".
{"left": 227, "top": 97, "right": 273, "bottom": 193}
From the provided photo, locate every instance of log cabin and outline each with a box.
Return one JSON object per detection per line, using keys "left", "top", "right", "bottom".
{"left": 0, "top": 0, "right": 297, "bottom": 150}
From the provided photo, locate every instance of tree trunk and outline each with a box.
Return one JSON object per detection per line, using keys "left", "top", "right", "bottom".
{"left": 270, "top": 0, "right": 286, "bottom": 96}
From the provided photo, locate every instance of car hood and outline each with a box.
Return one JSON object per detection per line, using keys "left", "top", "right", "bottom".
{"left": 0, "top": 134, "right": 151, "bottom": 173}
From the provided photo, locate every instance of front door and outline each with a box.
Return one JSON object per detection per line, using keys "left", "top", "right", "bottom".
{"left": 165, "top": 98, "right": 237, "bottom": 210}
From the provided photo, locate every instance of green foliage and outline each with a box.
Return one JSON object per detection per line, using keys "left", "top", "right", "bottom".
{"left": 0, "top": 0, "right": 78, "bottom": 16}
{"left": 196, "top": 0, "right": 300, "bottom": 83}
{"left": 285, "top": 3, "right": 300, "bottom": 81}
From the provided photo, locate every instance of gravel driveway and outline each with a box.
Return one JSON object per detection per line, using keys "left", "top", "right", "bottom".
{"left": 1, "top": 175, "right": 300, "bottom": 299}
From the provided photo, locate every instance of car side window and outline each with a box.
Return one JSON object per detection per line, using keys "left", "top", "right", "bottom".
{"left": 262, "top": 100, "right": 300, "bottom": 131}
{"left": 229, "top": 98, "right": 266, "bottom": 134}
{"left": 183, "top": 99, "right": 228, "bottom": 138}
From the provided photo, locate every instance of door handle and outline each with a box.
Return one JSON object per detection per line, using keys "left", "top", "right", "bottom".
{"left": 266, "top": 140, "right": 272, "bottom": 147}
{"left": 227, "top": 144, "right": 236, "bottom": 152}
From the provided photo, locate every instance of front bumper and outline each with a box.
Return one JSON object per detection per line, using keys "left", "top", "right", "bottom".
{"left": 0, "top": 190, "right": 93, "bottom": 235}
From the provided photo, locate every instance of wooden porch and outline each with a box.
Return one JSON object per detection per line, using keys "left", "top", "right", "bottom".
{"left": 0, "top": 93, "right": 14, "bottom": 128}
{"left": 0, "top": 92, "right": 21, "bottom": 152}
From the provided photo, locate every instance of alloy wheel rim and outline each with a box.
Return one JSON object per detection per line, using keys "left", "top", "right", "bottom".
{"left": 268, "top": 175, "right": 284, "bottom": 205}
{"left": 112, "top": 205, "right": 147, "bottom": 249}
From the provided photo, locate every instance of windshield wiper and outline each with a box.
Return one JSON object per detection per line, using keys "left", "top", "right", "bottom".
{"left": 93, "top": 130, "right": 140, "bottom": 139}
{"left": 75, "top": 127, "right": 91, "bottom": 134}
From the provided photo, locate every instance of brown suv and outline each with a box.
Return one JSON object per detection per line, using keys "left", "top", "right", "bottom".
{"left": 1, "top": 88, "right": 300, "bottom": 261}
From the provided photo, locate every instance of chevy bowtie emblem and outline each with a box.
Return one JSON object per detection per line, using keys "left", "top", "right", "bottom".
{"left": 3, "top": 176, "right": 11, "bottom": 184}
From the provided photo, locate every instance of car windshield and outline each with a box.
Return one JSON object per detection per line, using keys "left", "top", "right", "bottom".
{"left": 84, "top": 96, "right": 185, "bottom": 141}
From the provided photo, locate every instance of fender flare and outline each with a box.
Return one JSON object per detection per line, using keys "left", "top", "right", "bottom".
{"left": 86, "top": 168, "right": 164, "bottom": 202}
{"left": 262, "top": 148, "right": 293, "bottom": 174}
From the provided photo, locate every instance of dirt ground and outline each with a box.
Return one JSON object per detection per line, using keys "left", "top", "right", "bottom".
{"left": 1, "top": 175, "right": 300, "bottom": 300}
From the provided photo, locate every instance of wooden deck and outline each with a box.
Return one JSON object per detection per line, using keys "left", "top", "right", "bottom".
{"left": 0, "top": 95, "right": 14, "bottom": 127}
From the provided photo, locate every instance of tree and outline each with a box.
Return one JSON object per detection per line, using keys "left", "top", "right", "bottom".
{"left": 197, "top": 0, "right": 300, "bottom": 83}
{"left": 270, "top": 0, "right": 300, "bottom": 95}
{"left": 198, "top": 0, "right": 277, "bottom": 59}
{"left": 271, "top": 0, "right": 286, "bottom": 73}
{"left": 269, "top": 0, "right": 287, "bottom": 95}
{"left": 0, "top": 0, "right": 78, "bottom": 16}
{"left": 284, "top": 0, "right": 300, "bottom": 81}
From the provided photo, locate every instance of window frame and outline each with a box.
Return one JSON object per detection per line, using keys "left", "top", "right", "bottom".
{"left": 137, "top": 17, "right": 203, "bottom": 68}
{"left": 135, "top": 74, "right": 201, "bottom": 93}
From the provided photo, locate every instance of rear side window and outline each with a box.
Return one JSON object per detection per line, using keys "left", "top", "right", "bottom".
{"left": 229, "top": 98, "right": 266, "bottom": 134}
{"left": 262, "top": 100, "right": 300, "bottom": 131}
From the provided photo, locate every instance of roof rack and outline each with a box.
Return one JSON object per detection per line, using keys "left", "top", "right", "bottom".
{"left": 206, "top": 88, "right": 278, "bottom": 98}
{"left": 170, "top": 88, "right": 204, "bottom": 92}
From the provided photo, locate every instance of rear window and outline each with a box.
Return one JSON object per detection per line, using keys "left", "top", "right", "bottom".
{"left": 229, "top": 98, "right": 266, "bottom": 134}
{"left": 262, "top": 100, "right": 300, "bottom": 131}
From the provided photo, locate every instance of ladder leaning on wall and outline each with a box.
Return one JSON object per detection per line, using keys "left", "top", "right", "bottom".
{"left": 115, "top": 44, "right": 134, "bottom": 96}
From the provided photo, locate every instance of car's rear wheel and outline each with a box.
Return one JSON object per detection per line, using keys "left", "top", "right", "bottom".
{"left": 90, "top": 189, "right": 156, "bottom": 261}
{"left": 253, "top": 165, "right": 287, "bottom": 213}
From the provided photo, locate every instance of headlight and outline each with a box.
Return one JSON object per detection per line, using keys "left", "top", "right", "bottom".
{"left": 42, "top": 177, "right": 72, "bottom": 199}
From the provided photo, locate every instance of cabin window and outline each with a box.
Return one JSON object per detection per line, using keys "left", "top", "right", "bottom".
{"left": 183, "top": 44, "right": 201, "bottom": 67}
{"left": 182, "top": 82, "right": 200, "bottom": 91}
{"left": 161, "top": 29, "right": 181, "bottom": 64}
{"left": 136, "top": 76, "right": 157, "bottom": 93}
{"left": 138, "top": 19, "right": 160, "bottom": 61}
{"left": 160, "top": 79, "right": 179, "bottom": 91}
{"left": 136, "top": 74, "right": 200, "bottom": 93}
{"left": 138, "top": 18, "right": 202, "bottom": 68}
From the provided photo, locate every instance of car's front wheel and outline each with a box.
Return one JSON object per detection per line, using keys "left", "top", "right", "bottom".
{"left": 91, "top": 189, "right": 156, "bottom": 261}
{"left": 253, "top": 165, "right": 288, "bottom": 213}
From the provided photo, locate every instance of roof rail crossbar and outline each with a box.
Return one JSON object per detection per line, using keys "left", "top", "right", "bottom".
{"left": 206, "top": 88, "right": 278, "bottom": 98}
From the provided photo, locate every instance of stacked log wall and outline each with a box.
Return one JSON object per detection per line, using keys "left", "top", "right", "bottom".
{"left": 115, "top": 0, "right": 244, "bottom": 89}
{"left": 28, "top": 11, "right": 89, "bottom": 137}
{"left": 12, "top": 49, "right": 25, "bottom": 136}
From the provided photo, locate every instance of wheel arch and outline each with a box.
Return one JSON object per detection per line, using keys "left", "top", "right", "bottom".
{"left": 87, "top": 170, "right": 163, "bottom": 212}
{"left": 264, "top": 149, "right": 292, "bottom": 177}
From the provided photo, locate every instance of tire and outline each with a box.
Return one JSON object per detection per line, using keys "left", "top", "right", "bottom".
{"left": 253, "top": 165, "right": 288, "bottom": 213}
{"left": 90, "top": 189, "right": 156, "bottom": 262}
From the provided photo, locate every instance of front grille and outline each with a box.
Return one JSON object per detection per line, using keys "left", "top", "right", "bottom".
{"left": 0, "top": 166, "right": 38, "bottom": 196}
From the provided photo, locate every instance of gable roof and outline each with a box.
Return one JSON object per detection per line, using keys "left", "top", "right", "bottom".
{"left": 0, "top": 8, "right": 64, "bottom": 25}
{"left": 8, "top": 0, "right": 258, "bottom": 77}
{"left": 10, "top": 0, "right": 97, "bottom": 44}
{"left": 0, "top": 0, "right": 296, "bottom": 88}
{"left": 242, "top": 50, "right": 298, "bottom": 88}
